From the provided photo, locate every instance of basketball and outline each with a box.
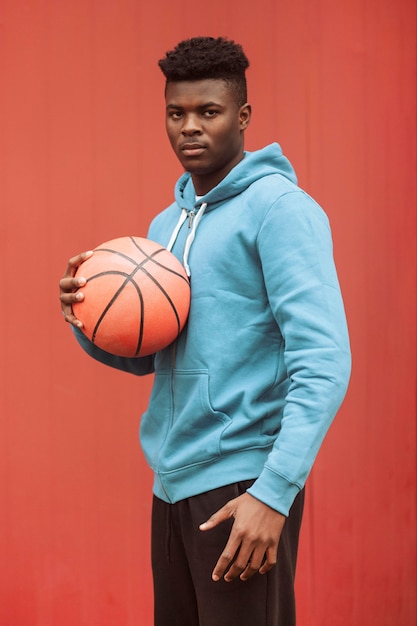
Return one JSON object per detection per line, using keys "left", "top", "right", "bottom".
{"left": 72, "top": 236, "right": 191, "bottom": 357}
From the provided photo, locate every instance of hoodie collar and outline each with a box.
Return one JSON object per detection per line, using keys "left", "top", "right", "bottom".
{"left": 174, "top": 143, "right": 298, "bottom": 212}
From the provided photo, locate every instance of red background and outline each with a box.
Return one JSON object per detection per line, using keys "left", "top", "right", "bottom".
{"left": 0, "top": 1, "right": 415, "bottom": 625}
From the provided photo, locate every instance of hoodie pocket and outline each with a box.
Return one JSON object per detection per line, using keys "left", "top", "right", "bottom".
{"left": 140, "top": 369, "right": 231, "bottom": 472}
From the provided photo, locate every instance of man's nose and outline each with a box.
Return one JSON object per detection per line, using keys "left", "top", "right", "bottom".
{"left": 181, "top": 114, "right": 202, "bottom": 135}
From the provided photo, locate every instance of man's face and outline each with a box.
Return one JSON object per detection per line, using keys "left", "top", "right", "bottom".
{"left": 165, "top": 79, "right": 251, "bottom": 195}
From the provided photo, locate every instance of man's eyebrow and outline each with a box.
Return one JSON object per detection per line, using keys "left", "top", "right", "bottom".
{"left": 199, "top": 101, "right": 222, "bottom": 107}
{"left": 166, "top": 101, "right": 222, "bottom": 109}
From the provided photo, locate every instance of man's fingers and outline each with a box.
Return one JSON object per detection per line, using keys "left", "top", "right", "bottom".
{"left": 211, "top": 538, "right": 241, "bottom": 581}
{"left": 62, "top": 311, "right": 84, "bottom": 328}
{"left": 59, "top": 251, "right": 93, "bottom": 328}
{"left": 59, "top": 276, "right": 87, "bottom": 292}
{"left": 60, "top": 293, "right": 85, "bottom": 328}
{"left": 258, "top": 545, "right": 277, "bottom": 575}
{"left": 59, "top": 288, "right": 85, "bottom": 305}
{"left": 223, "top": 545, "right": 253, "bottom": 582}
{"left": 242, "top": 546, "right": 276, "bottom": 580}
{"left": 214, "top": 542, "right": 266, "bottom": 583}
{"left": 200, "top": 493, "right": 283, "bottom": 583}
{"left": 66, "top": 250, "right": 94, "bottom": 274}
{"left": 210, "top": 522, "right": 259, "bottom": 582}
{"left": 220, "top": 544, "right": 277, "bottom": 582}
{"left": 59, "top": 283, "right": 85, "bottom": 326}
{"left": 239, "top": 548, "right": 264, "bottom": 581}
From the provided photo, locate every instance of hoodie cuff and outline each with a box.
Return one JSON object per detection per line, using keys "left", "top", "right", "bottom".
{"left": 246, "top": 467, "right": 301, "bottom": 517}
{"left": 71, "top": 326, "right": 154, "bottom": 375}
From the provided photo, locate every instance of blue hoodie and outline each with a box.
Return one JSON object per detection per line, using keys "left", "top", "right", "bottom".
{"left": 74, "top": 143, "right": 351, "bottom": 516}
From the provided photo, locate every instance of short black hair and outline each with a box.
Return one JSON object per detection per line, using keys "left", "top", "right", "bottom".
{"left": 158, "top": 36, "right": 249, "bottom": 106}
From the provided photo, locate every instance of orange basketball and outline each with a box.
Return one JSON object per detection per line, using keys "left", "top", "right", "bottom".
{"left": 73, "top": 236, "right": 190, "bottom": 357}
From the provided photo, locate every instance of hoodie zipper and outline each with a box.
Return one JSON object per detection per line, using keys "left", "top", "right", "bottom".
{"left": 188, "top": 209, "right": 196, "bottom": 228}
{"left": 183, "top": 203, "right": 207, "bottom": 277}
{"left": 171, "top": 339, "right": 177, "bottom": 369}
{"left": 156, "top": 202, "right": 206, "bottom": 500}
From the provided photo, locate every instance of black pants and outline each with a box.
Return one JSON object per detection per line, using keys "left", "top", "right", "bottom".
{"left": 151, "top": 480, "right": 305, "bottom": 626}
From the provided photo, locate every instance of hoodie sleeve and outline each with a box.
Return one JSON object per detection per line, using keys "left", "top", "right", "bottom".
{"left": 247, "top": 190, "right": 351, "bottom": 516}
{"left": 71, "top": 327, "right": 155, "bottom": 376}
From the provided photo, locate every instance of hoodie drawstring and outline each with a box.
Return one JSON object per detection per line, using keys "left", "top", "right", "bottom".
{"left": 166, "top": 202, "right": 207, "bottom": 278}
{"left": 166, "top": 208, "right": 188, "bottom": 253}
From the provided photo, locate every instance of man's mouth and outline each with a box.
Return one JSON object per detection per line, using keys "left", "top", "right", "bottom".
{"left": 180, "top": 142, "right": 206, "bottom": 157}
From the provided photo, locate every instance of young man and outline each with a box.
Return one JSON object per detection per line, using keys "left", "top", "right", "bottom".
{"left": 60, "top": 37, "right": 351, "bottom": 626}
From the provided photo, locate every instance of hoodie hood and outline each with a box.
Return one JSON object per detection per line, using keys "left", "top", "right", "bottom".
{"left": 174, "top": 143, "right": 298, "bottom": 211}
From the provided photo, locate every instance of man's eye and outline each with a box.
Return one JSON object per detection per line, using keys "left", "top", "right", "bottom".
{"left": 204, "top": 110, "right": 218, "bottom": 117}
{"left": 169, "top": 111, "right": 183, "bottom": 119}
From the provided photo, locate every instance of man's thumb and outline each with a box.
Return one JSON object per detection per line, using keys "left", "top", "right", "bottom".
{"left": 199, "top": 503, "right": 233, "bottom": 531}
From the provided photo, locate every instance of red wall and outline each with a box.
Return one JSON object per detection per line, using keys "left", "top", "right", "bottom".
{"left": 0, "top": 1, "right": 415, "bottom": 625}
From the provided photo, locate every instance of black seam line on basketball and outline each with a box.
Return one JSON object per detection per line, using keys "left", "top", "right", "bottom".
{"left": 124, "top": 262, "right": 182, "bottom": 333}
{"left": 86, "top": 263, "right": 180, "bottom": 289}
{"left": 91, "top": 260, "right": 182, "bottom": 348}
{"left": 130, "top": 240, "right": 190, "bottom": 285}
{"left": 91, "top": 275, "right": 145, "bottom": 357}
{"left": 94, "top": 246, "right": 161, "bottom": 267}
{"left": 135, "top": 248, "right": 189, "bottom": 285}
{"left": 93, "top": 247, "right": 155, "bottom": 268}
{"left": 138, "top": 265, "right": 182, "bottom": 334}
{"left": 146, "top": 253, "right": 190, "bottom": 284}
{"left": 85, "top": 270, "right": 134, "bottom": 282}
{"left": 94, "top": 245, "right": 189, "bottom": 285}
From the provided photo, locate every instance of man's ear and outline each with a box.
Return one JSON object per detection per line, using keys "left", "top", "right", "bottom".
{"left": 239, "top": 103, "right": 252, "bottom": 130}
